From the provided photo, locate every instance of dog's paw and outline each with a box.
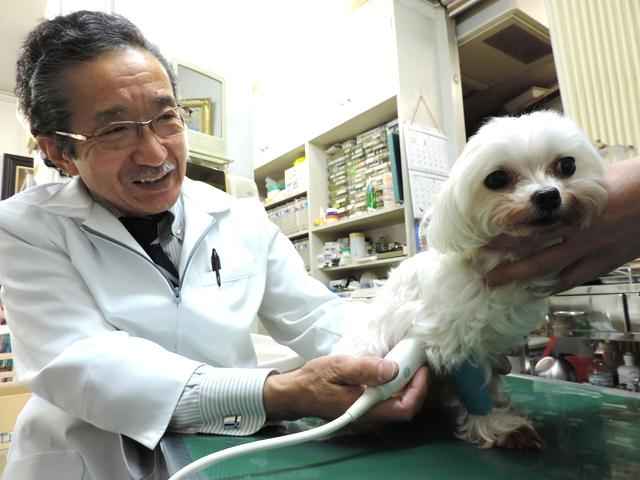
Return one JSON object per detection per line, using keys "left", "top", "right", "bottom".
{"left": 496, "top": 425, "right": 544, "bottom": 450}
{"left": 456, "top": 409, "right": 542, "bottom": 449}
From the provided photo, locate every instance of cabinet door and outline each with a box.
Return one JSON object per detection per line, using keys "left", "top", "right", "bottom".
{"left": 312, "top": 0, "right": 397, "bottom": 131}
{"left": 253, "top": 89, "right": 277, "bottom": 168}
{"left": 253, "top": 0, "right": 398, "bottom": 168}
{"left": 340, "top": 0, "right": 398, "bottom": 119}
{"left": 253, "top": 83, "right": 301, "bottom": 169}
{"left": 254, "top": 74, "right": 312, "bottom": 169}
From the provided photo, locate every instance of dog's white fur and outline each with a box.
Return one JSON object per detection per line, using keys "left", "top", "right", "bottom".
{"left": 334, "top": 111, "right": 607, "bottom": 448}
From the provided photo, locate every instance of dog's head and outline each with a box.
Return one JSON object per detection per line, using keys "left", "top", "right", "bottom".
{"left": 427, "top": 111, "right": 608, "bottom": 254}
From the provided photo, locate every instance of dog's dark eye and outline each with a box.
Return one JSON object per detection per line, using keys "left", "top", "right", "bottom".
{"left": 484, "top": 170, "right": 511, "bottom": 190}
{"left": 556, "top": 156, "right": 576, "bottom": 177}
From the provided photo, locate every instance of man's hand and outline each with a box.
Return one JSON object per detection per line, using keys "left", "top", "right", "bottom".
{"left": 263, "top": 355, "right": 428, "bottom": 423}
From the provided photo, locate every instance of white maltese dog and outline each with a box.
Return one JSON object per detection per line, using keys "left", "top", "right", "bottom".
{"left": 334, "top": 111, "right": 607, "bottom": 449}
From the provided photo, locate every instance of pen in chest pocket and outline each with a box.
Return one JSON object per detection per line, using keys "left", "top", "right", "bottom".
{"left": 210, "top": 248, "right": 222, "bottom": 287}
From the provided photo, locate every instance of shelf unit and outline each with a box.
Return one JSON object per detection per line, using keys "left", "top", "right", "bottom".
{"left": 254, "top": 96, "right": 410, "bottom": 286}
{"left": 312, "top": 205, "right": 405, "bottom": 236}
{"left": 255, "top": 145, "right": 306, "bottom": 199}
{"left": 253, "top": 0, "right": 465, "bottom": 288}
{"left": 320, "top": 256, "right": 407, "bottom": 274}
{"left": 264, "top": 190, "right": 307, "bottom": 210}
{"left": 287, "top": 230, "right": 309, "bottom": 240}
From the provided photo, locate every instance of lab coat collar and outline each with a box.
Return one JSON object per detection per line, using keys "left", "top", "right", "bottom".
{"left": 37, "top": 176, "right": 233, "bottom": 258}
{"left": 37, "top": 177, "right": 232, "bottom": 218}
{"left": 178, "top": 179, "right": 232, "bottom": 275}
{"left": 38, "top": 177, "right": 93, "bottom": 218}
{"left": 36, "top": 177, "right": 142, "bottom": 252}
{"left": 182, "top": 177, "right": 232, "bottom": 215}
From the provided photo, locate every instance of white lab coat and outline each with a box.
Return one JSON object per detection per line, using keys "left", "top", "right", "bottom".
{"left": 0, "top": 177, "right": 349, "bottom": 479}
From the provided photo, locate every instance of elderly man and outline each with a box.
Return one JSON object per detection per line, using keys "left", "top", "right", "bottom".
{"left": 0, "top": 10, "right": 427, "bottom": 480}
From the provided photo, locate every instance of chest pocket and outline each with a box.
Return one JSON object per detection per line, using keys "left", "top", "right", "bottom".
{"left": 192, "top": 244, "right": 256, "bottom": 287}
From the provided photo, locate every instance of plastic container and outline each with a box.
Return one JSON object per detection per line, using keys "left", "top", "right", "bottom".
{"left": 349, "top": 232, "right": 367, "bottom": 259}
{"left": 617, "top": 352, "right": 640, "bottom": 390}
{"left": 381, "top": 172, "right": 395, "bottom": 207}
{"left": 325, "top": 208, "right": 340, "bottom": 224}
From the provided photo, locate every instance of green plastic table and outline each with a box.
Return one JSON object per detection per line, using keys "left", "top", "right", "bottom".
{"left": 161, "top": 375, "right": 640, "bottom": 479}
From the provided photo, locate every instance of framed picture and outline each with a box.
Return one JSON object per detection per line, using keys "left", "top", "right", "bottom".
{"left": 2, "top": 154, "right": 34, "bottom": 200}
{"left": 176, "top": 62, "right": 224, "bottom": 139}
{"left": 181, "top": 98, "right": 214, "bottom": 135}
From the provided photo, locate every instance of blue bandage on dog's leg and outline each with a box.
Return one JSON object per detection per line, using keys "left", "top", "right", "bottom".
{"left": 452, "top": 359, "right": 493, "bottom": 415}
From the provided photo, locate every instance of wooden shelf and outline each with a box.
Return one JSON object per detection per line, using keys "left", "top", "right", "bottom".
{"left": 313, "top": 205, "right": 405, "bottom": 235}
{"left": 321, "top": 255, "right": 407, "bottom": 273}
{"left": 263, "top": 190, "right": 307, "bottom": 210}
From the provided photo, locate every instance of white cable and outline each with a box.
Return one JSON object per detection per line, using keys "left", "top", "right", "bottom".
{"left": 168, "top": 338, "right": 427, "bottom": 480}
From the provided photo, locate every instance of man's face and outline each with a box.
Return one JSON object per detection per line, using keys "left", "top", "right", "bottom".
{"left": 56, "top": 47, "right": 187, "bottom": 216}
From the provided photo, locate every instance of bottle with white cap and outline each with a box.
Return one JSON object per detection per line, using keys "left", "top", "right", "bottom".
{"left": 617, "top": 352, "right": 640, "bottom": 391}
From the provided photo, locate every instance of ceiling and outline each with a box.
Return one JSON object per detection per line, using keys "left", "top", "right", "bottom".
{"left": 455, "top": 1, "right": 558, "bottom": 136}
{"left": 458, "top": 13, "right": 557, "bottom": 136}
{"left": 0, "top": 0, "right": 47, "bottom": 94}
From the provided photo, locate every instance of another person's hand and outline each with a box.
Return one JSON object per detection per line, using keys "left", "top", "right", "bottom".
{"left": 263, "top": 354, "right": 428, "bottom": 423}
{"left": 486, "top": 157, "right": 640, "bottom": 293}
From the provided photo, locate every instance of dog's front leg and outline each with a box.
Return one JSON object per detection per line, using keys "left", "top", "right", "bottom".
{"left": 455, "top": 372, "right": 543, "bottom": 449}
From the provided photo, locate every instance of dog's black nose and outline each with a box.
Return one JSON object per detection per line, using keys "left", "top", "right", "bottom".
{"left": 531, "top": 187, "right": 561, "bottom": 212}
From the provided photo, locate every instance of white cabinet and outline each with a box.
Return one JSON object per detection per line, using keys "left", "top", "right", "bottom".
{"left": 253, "top": 0, "right": 399, "bottom": 168}
{"left": 253, "top": 80, "right": 309, "bottom": 169}
{"left": 306, "top": 0, "right": 399, "bottom": 143}
{"left": 333, "top": 0, "right": 398, "bottom": 123}
{"left": 254, "top": 0, "right": 465, "bottom": 285}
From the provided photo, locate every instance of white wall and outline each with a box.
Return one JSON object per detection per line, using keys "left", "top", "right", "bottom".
{"left": 0, "top": 92, "right": 31, "bottom": 190}
{"left": 45, "top": 0, "right": 267, "bottom": 178}
{"left": 32, "top": 0, "right": 356, "bottom": 179}
{"left": 113, "top": 0, "right": 262, "bottom": 179}
{"left": 114, "top": 0, "right": 353, "bottom": 179}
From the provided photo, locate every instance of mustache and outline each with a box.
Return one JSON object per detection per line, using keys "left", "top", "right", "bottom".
{"left": 127, "top": 162, "right": 176, "bottom": 182}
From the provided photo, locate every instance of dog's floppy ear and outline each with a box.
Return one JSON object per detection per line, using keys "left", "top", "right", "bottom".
{"left": 426, "top": 181, "right": 480, "bottom": 253}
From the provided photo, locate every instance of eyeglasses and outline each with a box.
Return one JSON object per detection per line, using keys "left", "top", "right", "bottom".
{"left": 54, "top": 105, "right": 192, "bottom": 150}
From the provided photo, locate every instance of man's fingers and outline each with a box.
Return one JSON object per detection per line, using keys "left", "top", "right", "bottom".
{"left": 486, "top": 226, "right": 574, "bottom": 251}
{"left": 553, "top": 251, "right": 636, "bottom": 294}
{"left": 486, "top": 238, "right": 584, "bottom": 287}
{"left": 330, "top": 355, "right": 399, "bottom": 387}
{"left": 367, "top": 366, "right": 429, "bottom": 421}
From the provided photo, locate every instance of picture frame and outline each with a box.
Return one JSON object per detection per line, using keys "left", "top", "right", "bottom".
{"left": 2, "top": 154, "right": 34, "bottom": 200}
{"left": 181, "top": 97, "right": 214, "bottom": 135}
